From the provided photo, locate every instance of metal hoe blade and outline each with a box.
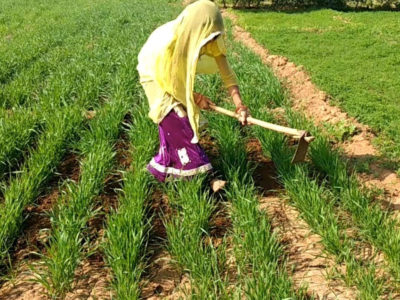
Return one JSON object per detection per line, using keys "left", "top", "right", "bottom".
{"left": 291, "top": 131, "right": 311, "bottom": 163}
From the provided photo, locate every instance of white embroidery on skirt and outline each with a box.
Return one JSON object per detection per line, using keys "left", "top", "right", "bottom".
{"left": 160, "top": 145, "right": 166, "bottom": 156}
{"left": 177, "top": 148, "right": 190, "bottom": 166}
{"left": 149, "top": 158, "right": 212, "bottom": 177}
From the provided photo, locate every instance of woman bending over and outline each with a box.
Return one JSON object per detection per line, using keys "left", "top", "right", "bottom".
{"left": 137, "top": 0, "right": 249, "bottom": 182}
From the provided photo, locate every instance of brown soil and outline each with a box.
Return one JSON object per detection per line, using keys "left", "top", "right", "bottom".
{"left": 210, "top": 201, "right": 231, "bottom": 241}
{"left": 0, "top": 251, "right": 113, "bottom": 300}
{"left": 260, "top": 195, "right": 357, "bottom": 299}
{"left": 199, "top": 133, "right": 219, "bottom": 161}
{"left": 141, "top": 133, "right": 233, "bottom": 299}
{"left": 114, "top": 136, "right": 133, "bottom": 170}
{"left": 0, "top": 153, "right": 80, "bottom": 299}
{"left": 222, "top": 10, "right": 400, "bottom": 211}
{"left": 0, "top": 263, "right": 48, "bottom": 300}
{"left": 64, "top": 254, "right": 113, "bottom": 300}
{"left": 4, "top": 153, "right": 80, "bottom": 265}
{"left": 246, "top": 138, "right": 281, "bottom": 193}
{"left": 0, "top": 136, "right": 131, "bottom": 299}
{"left": 141, "top": 190, "right": 185, "bottom": 299}
{"left": 149, "top": 189, "right": 173, "bottom": 240}
{"left": 245, "top": 140, "right": 357, "bottom": 299}
{"left": 141, "top": 249, "right": 190, "bottom": 300}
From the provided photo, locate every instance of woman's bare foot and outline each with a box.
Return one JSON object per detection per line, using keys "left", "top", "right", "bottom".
{"left": 210, "top": 179, "right": 227, "bottom": 192}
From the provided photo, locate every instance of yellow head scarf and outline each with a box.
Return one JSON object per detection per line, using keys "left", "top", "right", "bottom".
{"left": 155, "top": 0, "right": 224, "bottom": 143}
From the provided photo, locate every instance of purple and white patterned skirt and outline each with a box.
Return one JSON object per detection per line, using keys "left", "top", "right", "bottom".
{"left": 147, "top": 109, "right": 212, "bottom": 182}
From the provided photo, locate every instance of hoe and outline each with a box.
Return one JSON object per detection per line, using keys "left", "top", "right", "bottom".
{"left": 210, "top": 105, "right": 314, "bottom": 163}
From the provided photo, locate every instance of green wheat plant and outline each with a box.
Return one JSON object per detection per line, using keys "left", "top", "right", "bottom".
{"left": 28, "top": 0, "right": 181, "bottom": 296}
{"left": 32, "top": 71, "right": 132, "bottom": 297}
{"left": 204, "top": 106, "right": 303, "bottom": 299}
{"left": 307, "top": 122, "right": 400, "bottom": 279}
{"left": 103, "top": 97, "right": 158, "bottom": 299}
{"left": 0, "top": 110, "right": 40, "bottom": 179}
{"left": 0, "top": 105, "right": 84, "bottom": 265}
{"left": 165, "top": 175, "right": 228, "bottom": 300}
{"left": 225, "top": 28, "right": 387, "bottom": 297}
{"left": 0, "top": 0, "right": 156, "bottom": 182}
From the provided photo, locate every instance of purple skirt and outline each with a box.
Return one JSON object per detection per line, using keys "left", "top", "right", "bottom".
{"left": 147, "top": 110, "right": 212, "bottom": 182}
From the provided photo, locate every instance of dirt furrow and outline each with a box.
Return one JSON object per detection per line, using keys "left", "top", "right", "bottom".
{"left": 140, "top": 190, "right": 187, "bottom": 300}
{"left": 260, "top": 195, "right": 357, "bottom": 299}
{"left": 62, "top": 177, "right": 123, "bottom": 300}
{"left": 0, "top": 238, "right": 114, "bottom": 300}
{"left": 141, "top": 249, "right": 190, "bottom": 300}
{"left": 61, "top": 135, "right": 131, "bottom": 300}
{"left": 246, "top": 139, "right": 357, "bottom": 299}
{"left": 64, "top": 254, "right": 113, "bottom": 300}
{"left": 0, "top": 153, "right": 80, "bottom": 299}
{"left": 141, "top": 134, "right": 234, "bottom": 299}
{"left": 223, "top": 10, "right": 400, "bottom": 210}
{"left": 0, "top": 134, "right": 131, "bottom": 299}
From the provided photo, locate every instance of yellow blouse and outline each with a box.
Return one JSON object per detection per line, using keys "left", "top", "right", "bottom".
{"left": 199, "top": 36, "right": 238, "bottom": 88}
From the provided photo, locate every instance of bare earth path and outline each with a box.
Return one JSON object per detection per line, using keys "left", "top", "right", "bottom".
{"left": 222, "top": 10, "right": 400, "bottom": 210}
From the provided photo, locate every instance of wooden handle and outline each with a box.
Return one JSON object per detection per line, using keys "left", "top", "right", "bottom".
{"left": 210, "top": 104, "right": 312, "bottom": 140}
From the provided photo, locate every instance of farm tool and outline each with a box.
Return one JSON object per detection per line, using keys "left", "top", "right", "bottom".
{"left": 210, "top": 105, "right": 315, "bottom": 163}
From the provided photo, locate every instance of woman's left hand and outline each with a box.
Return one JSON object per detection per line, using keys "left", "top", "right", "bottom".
{"left": 235, "top": 105, "right": 251, "bottom": 125}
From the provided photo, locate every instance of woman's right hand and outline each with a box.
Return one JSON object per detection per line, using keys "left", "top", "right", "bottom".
{"left": 194, "top": 92, "right": 215, "bottom": 110}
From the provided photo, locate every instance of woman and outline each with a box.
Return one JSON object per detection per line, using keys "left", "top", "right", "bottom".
{"left": 137, "top": 0, "right": 249, "bottom": 182}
